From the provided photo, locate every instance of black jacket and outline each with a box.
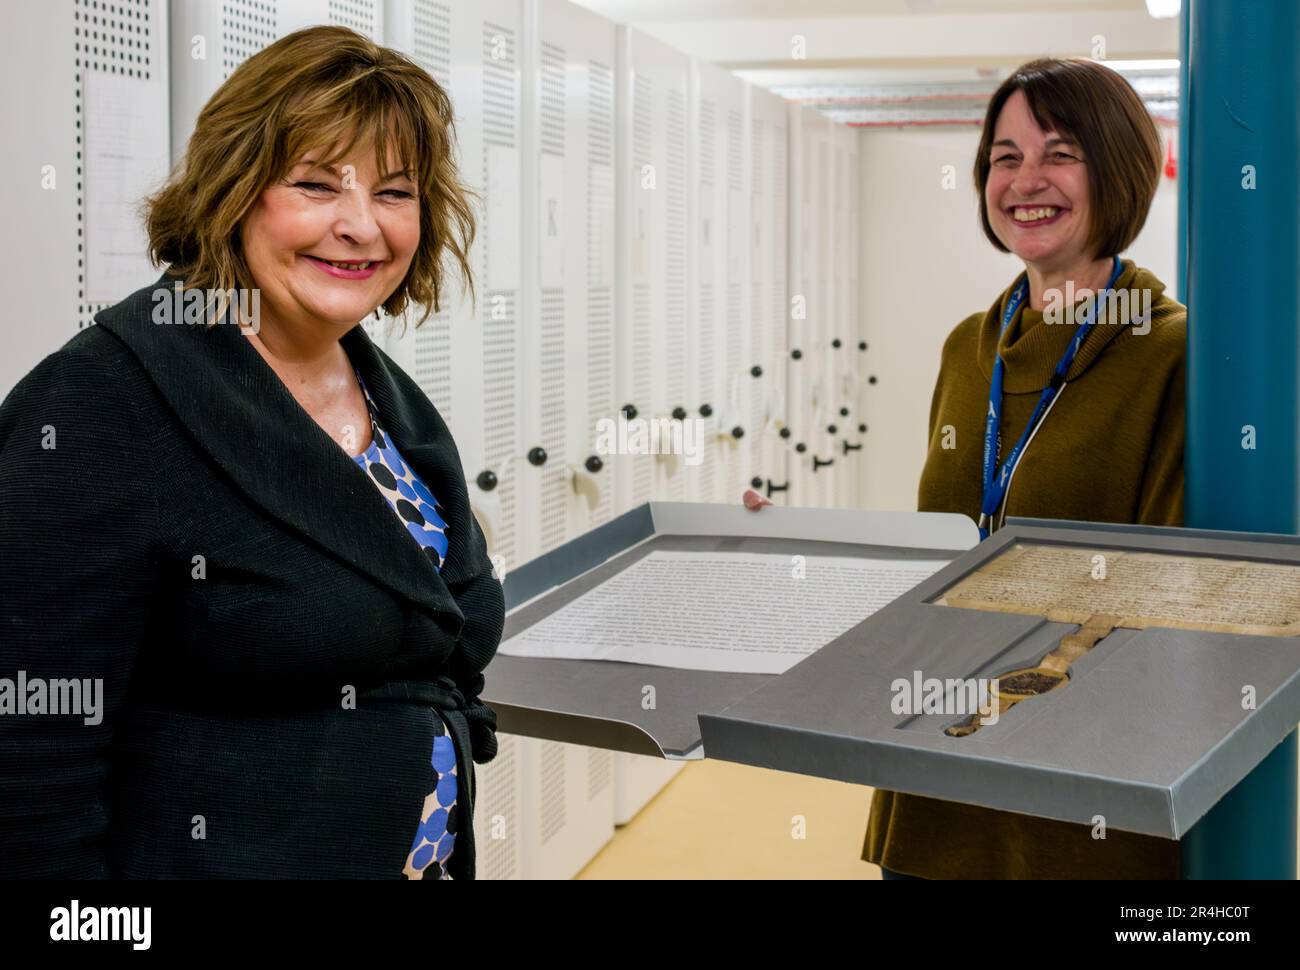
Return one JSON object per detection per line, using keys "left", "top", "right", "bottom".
{"left": 0, "top": 275, "right": 505, "bottom": 879}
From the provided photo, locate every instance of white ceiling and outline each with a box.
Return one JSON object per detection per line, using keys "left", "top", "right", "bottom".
{"left": 571, "top": 0, "right": 1180, "bottom": 126}
{"left": 575, "top": 0, "right": 1150, "bottom": 21}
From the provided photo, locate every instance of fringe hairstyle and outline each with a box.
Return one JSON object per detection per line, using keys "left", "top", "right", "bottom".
{"left": 147, "top": 25, "right": 475, "bottom": 328}
{"left": 974, "top": 58, "right": 1163, "bottom": 261}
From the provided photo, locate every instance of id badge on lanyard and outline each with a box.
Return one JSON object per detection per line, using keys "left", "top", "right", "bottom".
{"left": 978, "top": 255, "right": 1123, "bottom": 540}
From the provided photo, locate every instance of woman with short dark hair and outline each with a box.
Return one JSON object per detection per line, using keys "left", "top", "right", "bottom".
{"left": 0, "top": 25, "right": 501, "bottom": 879}
{"left": 866, "top": 58, "right": 1186, "bottom": 879}
{"left": 744, "top": 57, "right": 1185, "bottom": 879}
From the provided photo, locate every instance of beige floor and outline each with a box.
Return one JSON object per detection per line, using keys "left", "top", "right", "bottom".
{"left": 579, "top": 751, "right": 1300, "bottom": 879}
{"left": 577, "top": 760, "right": 884, "bottom": 879}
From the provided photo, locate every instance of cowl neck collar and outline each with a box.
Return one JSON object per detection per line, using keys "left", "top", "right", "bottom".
{"left": 975, "top": 258, "right": 1166, "bottom": 392}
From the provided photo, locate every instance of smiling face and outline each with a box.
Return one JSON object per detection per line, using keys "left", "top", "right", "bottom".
{"left": 984, "top": 90, "right": 1095, "bottom": 274}
{"left": 240, "top": 141, "right": 420, "bottom": 340}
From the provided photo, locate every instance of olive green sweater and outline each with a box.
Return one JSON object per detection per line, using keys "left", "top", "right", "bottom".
{"left": 864, "top": 258, "right": 1187, "bottom": 879}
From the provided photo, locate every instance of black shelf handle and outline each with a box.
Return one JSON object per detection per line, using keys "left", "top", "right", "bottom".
{"left": 813, "top": 456, "right": 834, "bottom": 471}
{"left": 843, "top": 441, "right": 863, "bottom": 455}
{"left": 766, "top": 479, "right": 789, "bottom": 497}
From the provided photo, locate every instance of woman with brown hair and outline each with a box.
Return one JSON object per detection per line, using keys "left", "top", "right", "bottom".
{"left": 747, "top": 58, "right": 1186, "bottom": 878}
{"left": 0, "top": 26, "right": 500, "bottom": 879}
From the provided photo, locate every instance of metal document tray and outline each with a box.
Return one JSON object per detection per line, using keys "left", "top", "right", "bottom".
{"left": 698, "top": 517, "right": 1300, "bottom": 838}
{"left": 484, "top": 502, "right": 977, "bottom": 758}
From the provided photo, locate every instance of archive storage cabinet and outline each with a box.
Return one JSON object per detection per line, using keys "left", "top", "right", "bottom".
{"left": 515, "top": 0, "right": 621, "bottom": 878}
{"left": 686, "top": 59, "right": 747, "bottom": 507}
{"left": 786, "top": 105, "right": 862, "bottom": 509}
{"left": 748, "top": 85, "right": 792, "bottom": 506}
{"left": 388, "top": 0, "right": 616, "bottom": 881}
{"left": 614, "top": 27, "right": 691, "bottom": 509}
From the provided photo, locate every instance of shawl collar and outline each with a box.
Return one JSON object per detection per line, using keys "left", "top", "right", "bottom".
{"left": 94, "top": 274, "right": 484, "bottom": 633}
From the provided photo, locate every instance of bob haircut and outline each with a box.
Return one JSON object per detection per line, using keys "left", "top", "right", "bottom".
{"left": 973, "top": 58, "right": 1163, "bottom": 260}
{"left": 147, "top": 25, "right": 474, "bottom": 326}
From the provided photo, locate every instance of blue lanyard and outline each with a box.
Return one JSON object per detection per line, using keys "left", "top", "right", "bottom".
{"left": 979, "top": 255, "right": 1123, "bottom": 540}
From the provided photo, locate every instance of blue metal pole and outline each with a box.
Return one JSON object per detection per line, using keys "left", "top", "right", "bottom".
{"left": 1180, "top": 0, "right": 1300, "bottom": 880}
{"left": 1175, "top": 1, "right": 1188, "bottom": 303}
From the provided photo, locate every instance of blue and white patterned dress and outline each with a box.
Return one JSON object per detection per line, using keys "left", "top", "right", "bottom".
{"left": 351, "top": 369, "right": 457, "bottom": 881}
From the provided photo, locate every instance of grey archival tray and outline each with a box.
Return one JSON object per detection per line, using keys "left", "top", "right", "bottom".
{"left": 698, "top": 517, "right": 1300, "bottom": 838}
{"left": 484, "top": 502, "right": 977, "bottom": 759}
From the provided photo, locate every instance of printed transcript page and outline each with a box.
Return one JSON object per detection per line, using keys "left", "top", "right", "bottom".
{"left": 498, "top": 550, "right": 946, "bottom": 674}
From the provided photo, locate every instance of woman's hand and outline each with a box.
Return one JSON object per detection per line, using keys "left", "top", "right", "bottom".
{"left": 742, "top": 488, "right": 773, "bottom": 511}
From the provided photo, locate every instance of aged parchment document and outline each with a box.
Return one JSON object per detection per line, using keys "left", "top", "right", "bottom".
{"left": 936, "top": 543, "right": 1300, "bottom": 637}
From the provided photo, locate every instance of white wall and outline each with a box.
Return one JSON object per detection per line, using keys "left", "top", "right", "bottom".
{"left": 0, "top": 0, "right": 171, "bottom": 399}
{"left": 856, "top": 125, "right": 1180, "bottom": 513}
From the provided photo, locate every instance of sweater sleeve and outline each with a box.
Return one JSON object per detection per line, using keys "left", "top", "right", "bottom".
{"left": 444, "top": 509, "right": 505, "bottom": 766}
{"left": 1135, "top": 358, "right": 1185, "bottom": 528}
{"left": 0, "top": 343, "right": 161, "bottom": 878}
{"left": 925, "top": 353, "right": 946, "bottom": 450}
{"left": 917, "top": 318, "right": 963, "bottom": 513}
